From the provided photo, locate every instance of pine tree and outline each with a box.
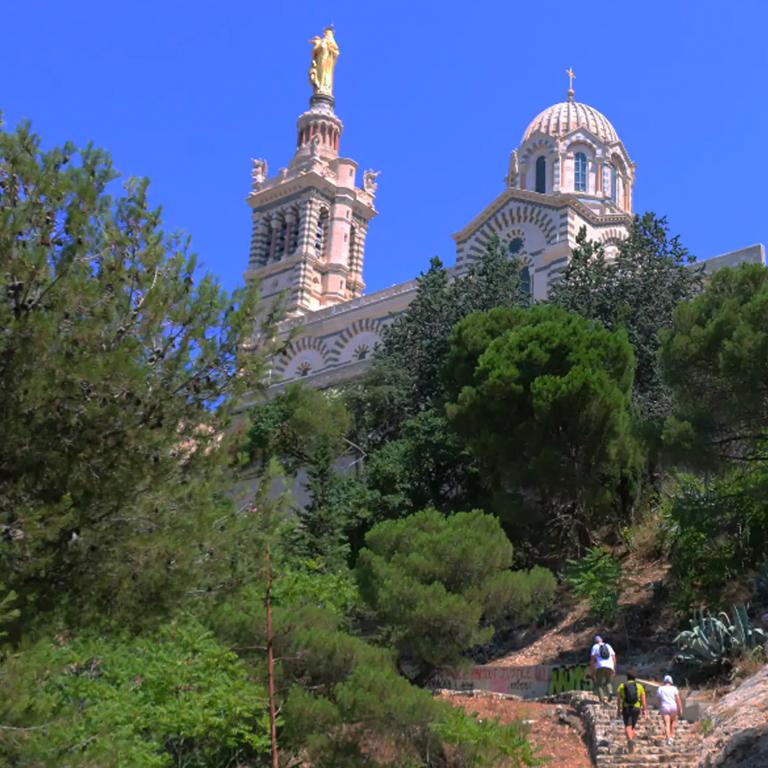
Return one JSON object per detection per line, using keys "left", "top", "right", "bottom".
{"left": 550, "top": 214, "right": 703, "bottom": 423}
{"left": 0, "top": 121, "right": 278, "bottom": 627}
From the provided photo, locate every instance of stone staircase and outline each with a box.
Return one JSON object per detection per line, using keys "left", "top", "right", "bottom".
{"left": 578, "top": 696, "right": 702, "bottom": 768}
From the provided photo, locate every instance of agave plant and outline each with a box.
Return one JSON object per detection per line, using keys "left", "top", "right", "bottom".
{"left": 674, "top": 604, "right": 767, "bottom": 665}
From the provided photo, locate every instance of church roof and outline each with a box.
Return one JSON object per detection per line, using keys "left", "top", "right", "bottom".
{"left": 522, "top": 96, "right": 619, "bottom": 145}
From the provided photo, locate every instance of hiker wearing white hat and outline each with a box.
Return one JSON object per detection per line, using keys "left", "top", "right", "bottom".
{"left": 588, "top": 634, "right": 616, "bottom": 703}
{"left": 656, "top": 674, "right": 682, "bottom": 744}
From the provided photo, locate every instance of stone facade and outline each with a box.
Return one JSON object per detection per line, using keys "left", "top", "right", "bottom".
{"left": 246, "top": 59, "right": 764, "bottom": 393}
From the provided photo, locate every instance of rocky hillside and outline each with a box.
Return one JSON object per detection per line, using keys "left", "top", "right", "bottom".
{"left": 698, "top": 664, "right": 768, "bottom": 767}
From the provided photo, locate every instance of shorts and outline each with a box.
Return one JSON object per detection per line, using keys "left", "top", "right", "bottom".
{"left": 660, "top": 705, "right": 678, "bottom": 717}
{"left": 622, "top": 708, "right": 640, "bottom": 727}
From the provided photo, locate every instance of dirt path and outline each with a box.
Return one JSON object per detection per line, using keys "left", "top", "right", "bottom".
{"left": 488, "top": 557, "right": 672, "bottom": 668}
{"left": 438, "top": 693, "right": 592, "bottom": 768}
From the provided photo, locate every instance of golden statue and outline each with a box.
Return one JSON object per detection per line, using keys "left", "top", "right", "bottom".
{"left": 309, "top": 27, "right": 339, "bottom": 97}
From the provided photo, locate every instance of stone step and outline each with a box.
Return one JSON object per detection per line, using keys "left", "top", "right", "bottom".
{"left": 600, "top": 762, "right": 699, "bottom": 768}
{"left": 599, "top": 745, "right": 698, "bottom": 754}
{"left": 597, "top": 755, "right": 699, "bottom": 764}
{"left": 564, "top": 693, "right": 704, "bottom": 768}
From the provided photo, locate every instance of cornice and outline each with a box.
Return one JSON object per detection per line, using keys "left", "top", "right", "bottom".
{"left": 452, "top": 189, "right": 631, "bottom": 243}
{"left": 247, "top": 171, "right": 377, "bottom": 220}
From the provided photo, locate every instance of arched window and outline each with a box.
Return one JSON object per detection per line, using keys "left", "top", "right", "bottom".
{"left": 290, "top": 207, "right": 300, "bottom": 253}
{"left": 610, "top": 167, "right": 617, "bottom": 202}
{"left": 520, "top": 265, "right": 532, "bottom": 298}
{"left": 574, "top": 152, "right": 587, "bottom": 192}
{"left": 315, "top": 209, "right": 328, "bottom": 257}
{"left": 273, "top": 217, "right": 286, "bottom": 261}
{"left": 535, "top": 156, "right": 546, "bottom": 193}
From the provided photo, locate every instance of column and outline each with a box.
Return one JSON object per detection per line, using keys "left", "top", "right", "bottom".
{"left": 297, "top": 199, "right": 313, "bottom": 254}
{"left": 283, "top": 211, "right": 295, "bottom": 258}
{"left": 269, "top": 217, "right": 281, "bottom": 262}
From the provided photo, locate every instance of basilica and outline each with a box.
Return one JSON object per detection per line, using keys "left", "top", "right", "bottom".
{"left": 246, "top": 29, "right": 764, "bottom": 392}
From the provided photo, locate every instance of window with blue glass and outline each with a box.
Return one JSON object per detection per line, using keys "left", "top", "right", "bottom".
{"left": 520, "top": 265, "right": 531, "bottom": 297}
{"left": 508, "top": 237, "right": 524, "bottom": 256}
{"left": 610, "top": 167, "right": 617, "bottom": 202}
{"left": 535, "top": 156, "right": 546, "bottom": 193}
{"left": 574, "top": 152, "right": 587, "bottom": 192}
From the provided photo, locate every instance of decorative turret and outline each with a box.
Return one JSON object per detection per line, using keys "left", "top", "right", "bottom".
{"left": 511, "top": 68, "right": 635, "bottom": 215}
{"left": 454, "top": 70, "right": 635, "bottom": 300}
{"left": 244, "top": 28, "right": 378, "bottom": 317}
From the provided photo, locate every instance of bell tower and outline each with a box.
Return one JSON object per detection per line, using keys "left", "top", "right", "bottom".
{"left": 245, "top": 28, "right": 378, "bottom": 317}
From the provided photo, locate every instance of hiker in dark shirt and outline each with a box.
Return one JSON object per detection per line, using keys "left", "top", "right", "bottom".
{"left": 616, "top": 670, "right": 647, "bottom": 754}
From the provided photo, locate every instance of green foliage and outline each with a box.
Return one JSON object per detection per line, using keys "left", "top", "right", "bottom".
{"left": 348, "top": 237, "right": 527, "bottom": 446}
{"left": 353, "top": 409, "right": 484, "bottom": 531}
{"left": 446, "top": 304, "right": 642, "bottom": 548}
{"left": 247, "top": 384, "right": 357, "bottom": 566}
{"left": 665, "top": 470, "right": 768, "bottom": 607}
{"left": 357, "top": 509, "right": 556, "bottom": 680}
{"left": 433, "top": 706, "right": 542, "bottom": 768}
{"left": 0, "top": 121, "right": 277, "bottom": 629}
{"left": 551, "top": 213, "right": 702, "bottom": 423}
{"left": 247, "top": 383, "right": 351, "bottom": 469}
{"left": 660, "top": 263, "right": 768, "bottom": 466}
{"left": 262, "top": 601, "right": 448, "bottom": 766}
{"left": 0, "top": 121, "right": 547, "bottom": 768}
{"left": 0, "top": 584, "right": 20, "bottom": 641}
{"left": 0, "top": 620, "right": 270, "bottom": 767}
{"left": 564, "top": 547, "right": 622, "bottom": 623}
{"left": 756, "top": 563, "right": 768, "bottom": 601}
{"left": 272, "top": 559, "right": 361, "bottom": 620}
{"left": 674, "top": 605, "right": 768, "bottom": 666}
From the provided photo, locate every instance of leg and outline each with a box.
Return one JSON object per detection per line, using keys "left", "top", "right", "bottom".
{"left": 596, "top": 669, "right": 611, "bottom": 702}
{"left": 622, "top": 712, "right": 632, "bottom": 747}
{"left": 625, "top": 709, "right": 639, "bottom": 752}
{"left": 669, "top": 714, "right": 677, "bottom": 738}
{"left": 662, "top": 713, "right": 672, "bottom": 739}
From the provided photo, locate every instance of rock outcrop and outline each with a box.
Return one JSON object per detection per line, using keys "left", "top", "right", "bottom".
{"left": 700, "top": 664, "right": 768, "bottom": 767}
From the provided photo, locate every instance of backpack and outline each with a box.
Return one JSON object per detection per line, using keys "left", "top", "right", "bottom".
{"left": 598, "top": 643, "right": 611, "bottom": 660}
{"left": 624, "top": 681, "right": 639, "bottom": 707}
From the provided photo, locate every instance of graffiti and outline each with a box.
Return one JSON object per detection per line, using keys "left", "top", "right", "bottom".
{"left": 547, "top": 665, "right": 593, "bottom": 694}
{"left": 432, "top": 664, "right": 626, "bottom": 699}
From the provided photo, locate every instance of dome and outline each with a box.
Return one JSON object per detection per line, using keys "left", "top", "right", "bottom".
{"left": 522, "top": 96, "right": 619, "bottom": 145}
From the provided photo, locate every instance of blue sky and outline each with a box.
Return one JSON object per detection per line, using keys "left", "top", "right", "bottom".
{"left": 2, "top": 1, "right": 766, "bottom": 293}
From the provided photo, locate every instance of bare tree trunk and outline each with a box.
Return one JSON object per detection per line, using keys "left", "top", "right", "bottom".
{"left": 265, "top": 545, "right": 279, "bottom": 768}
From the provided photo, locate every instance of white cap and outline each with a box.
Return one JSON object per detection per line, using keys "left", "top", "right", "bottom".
{"left": 663, "top": 675, "right": 673, "bottom": 684}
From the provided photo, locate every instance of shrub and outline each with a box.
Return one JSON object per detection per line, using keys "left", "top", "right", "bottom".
{"left": 666, "top": 470, "right": 768, "bottom": 609}
{"left": 432, "top": 706, "right": 543, "bottom": 767}
{"left": 357, "top": 509, "right": 556, "bottom": 680}
{"left": 0, "top": 620, "right": 270, "bottom": 767}
{"left": 565, "top": 547, "right": 622, "bottom": 623}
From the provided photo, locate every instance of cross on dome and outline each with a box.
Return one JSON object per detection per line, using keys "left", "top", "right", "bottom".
{"left": 566, "top": 67, "right": 576, "bottom": 101}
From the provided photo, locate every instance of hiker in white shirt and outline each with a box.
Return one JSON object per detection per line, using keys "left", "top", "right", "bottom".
{"left": 589, "top": 634, "right": 616, "bottom": 703}
{"left": 656, "top": 675, "right": 682, "bottom": 744}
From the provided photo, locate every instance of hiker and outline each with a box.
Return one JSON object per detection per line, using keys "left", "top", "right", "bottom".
{"left": 656, "top": 674, "right": 683, "bottom": 745}
{"left": 616, "top": 671, "right": 647, "bottom": 754}
{"left": 589, "top": 634, "right": 616, "bottom": 703}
